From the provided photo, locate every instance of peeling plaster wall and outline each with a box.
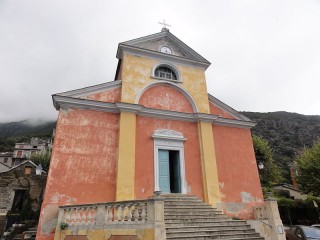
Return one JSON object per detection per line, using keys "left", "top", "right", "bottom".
{"left": 81, "top": 86, "right": 121, "bottom": 103}
{"left": 138, "top": 85, "right": 194, "bottom": 113}
{"left": 135, "top": 116, "right": 203, "bottom": 200}
{"left": 38, "top": 109, "right": 119, "bottom": 239}
{"left": 209, "top": 102, "right": 236, "bottom": 119}
{"left": 120, "top": 54, "right": 210, "bottom": 113}
{"left": 212, "top": 125, "right": 264, "bottom": 219}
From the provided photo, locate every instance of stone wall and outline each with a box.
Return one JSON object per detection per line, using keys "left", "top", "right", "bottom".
{"left": 0, "top": 161, "right": 47, "bottom": 235}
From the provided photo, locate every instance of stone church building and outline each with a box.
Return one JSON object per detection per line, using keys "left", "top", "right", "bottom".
{"left": 37, "top": 28, "right": 264, "bottom": 240}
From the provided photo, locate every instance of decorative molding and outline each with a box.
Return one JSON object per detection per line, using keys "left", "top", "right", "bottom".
{"left": 208, "top": 94, "right": 251, "bottom": 121}
{"left": 135, "top": 81, "right": 199, "bottom": 113}
{"left": 152, "top": 129, "right": 186, "bottom": 141}
{"left": 57, "top": 81, "right": 122, "bottom": 98}
{"left": 52, "top": 95, "right": 256, "bottom": 129}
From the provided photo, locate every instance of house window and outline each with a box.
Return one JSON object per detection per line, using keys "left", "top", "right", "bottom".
{"left": 4, "top": 158, "right": 8, "bottom": 163}
{"left": 154, "top": 66, "right": 178, "bottom": 80}
{"left": 25, "top": 166, "right": 32, "bottom": 175}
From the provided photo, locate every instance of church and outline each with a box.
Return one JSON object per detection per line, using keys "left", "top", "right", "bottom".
{"left": 37, "top": 27, "right": 264, "bottom": 240}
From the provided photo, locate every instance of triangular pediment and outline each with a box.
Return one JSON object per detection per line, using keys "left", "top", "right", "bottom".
{"left": 117, "top": 29, "right": 210, "bottom": 66}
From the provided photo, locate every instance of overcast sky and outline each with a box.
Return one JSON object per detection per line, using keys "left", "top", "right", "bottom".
{"left": 0, "top": 0, "right": 319, "bottom": 123}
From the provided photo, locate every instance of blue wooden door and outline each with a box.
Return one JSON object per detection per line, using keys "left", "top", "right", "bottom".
{"left": 173, "top": 152, "right": 181, "bottom": 193}
{"left": 158, "top": 149, "right": 170, "bottom": 193}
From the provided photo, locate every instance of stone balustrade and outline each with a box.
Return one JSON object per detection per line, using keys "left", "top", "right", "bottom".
{"left": 58, "top": 200, "right": 148, "bottom": 227}
{"left": 55, "top": 197, "right": 166, "bottom": 240}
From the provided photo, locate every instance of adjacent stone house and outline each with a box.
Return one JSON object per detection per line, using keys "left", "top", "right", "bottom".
{"left": 0, "top": 160, "right": 47, "bottom": 236}
{"left": 0, "top": 152, "right": 13, "bottom": 168}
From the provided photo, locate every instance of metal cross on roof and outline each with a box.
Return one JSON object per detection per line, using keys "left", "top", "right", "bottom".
{"left": 158, "top": 19, "right": 171, "bottom": 29}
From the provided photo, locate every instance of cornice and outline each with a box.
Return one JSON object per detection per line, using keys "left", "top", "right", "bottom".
{"left": 208, "top": 94, "right": 251, "bottom": 121}
{"left": 52, "top": 95, "right": 255, "bottom": 129}
{"left": 52, "top": 95, "right": 119, "bottom": 113}
{"left": 117, "top": 44, "right": 210, "bottom": 70}
{"left": 56, "top": 81, "right": 122, "bottom": 98}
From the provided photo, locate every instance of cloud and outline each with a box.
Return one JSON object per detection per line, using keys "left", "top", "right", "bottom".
{"left": 0, "top": 0, "right": 319, "bottom": 123}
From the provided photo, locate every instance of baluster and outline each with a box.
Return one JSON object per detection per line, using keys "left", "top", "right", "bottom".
{"left": 65, "top": 209, "right": 71, "bottom": 224}
{"left": 127, "top": 204, "right": 132, "bottom": 222}
{"left": 76, "top": 208, "right": 81, "bottom": 225}
{"left": 71, "top": 208, "right": 76, "bottom": 225}
{"left": 141, "top": 203, "right": 146, "bottom": 223}
{"left": 134, "top": 204, "right": 139, "bottom": 222}
{"left": 109, "top": 206, "right": 113, "bottom": 223}
{"left": 81, "top": 207, "right": 86, "bottom": 225}
{"left": 92, "top": 207, "right": 97, "bottom": 225}
{"left": 87, "top": 207, "right": 92, "bottom": 225}
{"left": 114, "top": 205, "right": 118, "bottom": 222}
{"left": 105, "top": 206, "right": 110, "bottom": 223}
{"left": 120, "top": 205, "right": 125, "bottom": 222}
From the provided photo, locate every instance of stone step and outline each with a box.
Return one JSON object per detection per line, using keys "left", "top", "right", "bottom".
{"left": 165, "top": 214, "right": 228, "bottom": 220}
{"left": 166, "top": 224, "right": 252, "bottom": 231}
{"left": 161, "top": 194, "right": 199, "bottom": 198}
{"left": 166, "top": 232, "right": 261, "bottom": 239}
{"left": 164, "top": 211, "right": 224, "bottom": 216}
{"left": 165, "top": 219, "right": 247, "bottom": 225}
{"left": 162, "top": 194, "right": 264, "bottom": 240}
{"left": 166, "top": 236, "right": 264, "bottom": 240}
{"left": 165, "top": 203, "right": 213, "bottom": 208}
{"left": 166, "top": 227, "right": 254, "bottom": 234}
{"left": 165, "top": 206, "right": 220, "bottom": 211}
{"left": 167, "top": 229, "right": 257, "bottom": 238}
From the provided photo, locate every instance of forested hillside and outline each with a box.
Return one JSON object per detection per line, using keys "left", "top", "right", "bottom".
{"left": 242, "top": 111, "right": 320, "bottom": 182}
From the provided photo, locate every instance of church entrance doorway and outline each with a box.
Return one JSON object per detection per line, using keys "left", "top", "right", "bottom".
{"left": 158, "top": 149, "right": 181, "bottom": 193}
{"left": 153, "top": 129, "right": 186, "bottom": 194}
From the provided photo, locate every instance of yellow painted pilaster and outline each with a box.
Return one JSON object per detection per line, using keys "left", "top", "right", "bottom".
{"left": 198, "top": 121, "right": 220, "bottom": 207}
{"left": 116, "top": 111, "right": 136, "bottom": 200}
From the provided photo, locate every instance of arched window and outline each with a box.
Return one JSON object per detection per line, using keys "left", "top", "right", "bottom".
{"left": 154, "top": 66, "right": 177, "bottom": 80}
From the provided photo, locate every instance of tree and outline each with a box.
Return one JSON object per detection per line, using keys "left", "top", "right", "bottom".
{"left": 252, "top": 135, "right": 283, "bottom": 187}
{"left": 30, "top": 149, "right": 52, "bottom": 171}
{"left": 296, "top": 140, "right": 320, "bottom": 196}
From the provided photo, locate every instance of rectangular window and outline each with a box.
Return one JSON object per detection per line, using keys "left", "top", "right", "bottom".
{"left": 25, "top": 166, "right": 32, "bottom": 175}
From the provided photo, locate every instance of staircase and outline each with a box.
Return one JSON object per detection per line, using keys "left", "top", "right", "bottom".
{"left": 162, "top": 194, "right": 264, "bottom": 240}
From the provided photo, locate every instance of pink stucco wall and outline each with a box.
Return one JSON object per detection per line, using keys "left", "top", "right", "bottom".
{"left": 213, "top": 125, "right": 264, "bottom": 219}
{"left": 37, "top": 109, "right": 119, "bottom": 239}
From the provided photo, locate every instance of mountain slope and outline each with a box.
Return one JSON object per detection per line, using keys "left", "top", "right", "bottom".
{"left": 0, "top": 120, "right": 56, "bottom": 152}
{"left": 242, "top": 111, "right": 320, "bottom": 182}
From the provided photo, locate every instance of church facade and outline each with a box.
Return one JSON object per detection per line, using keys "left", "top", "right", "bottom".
{"left": 38, "top": 28, "right": 263, "bottom": 239}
